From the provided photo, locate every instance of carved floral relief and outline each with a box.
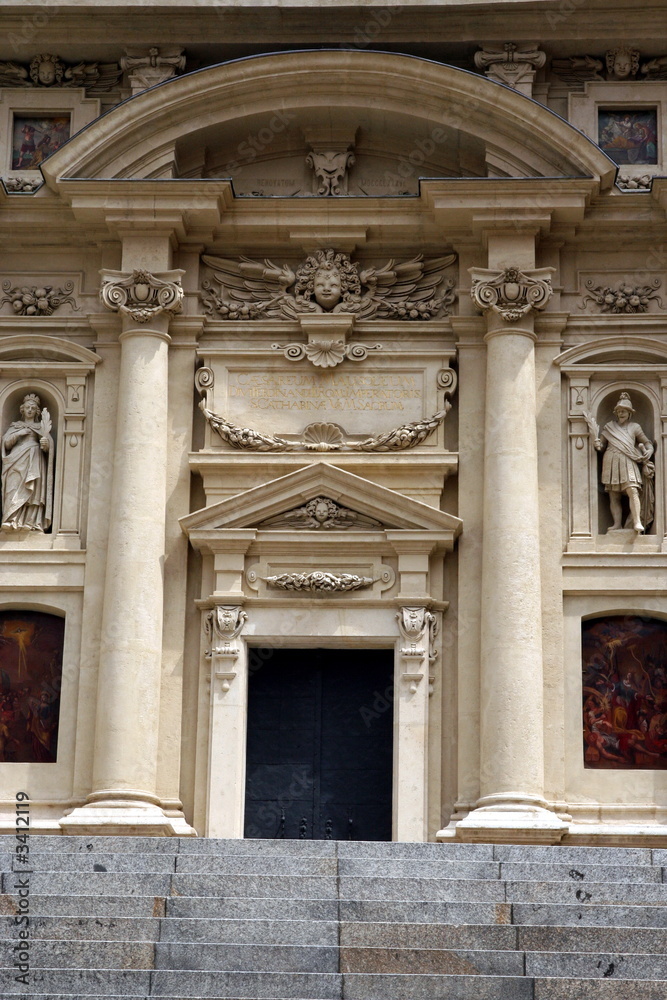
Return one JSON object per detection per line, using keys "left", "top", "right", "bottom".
{"left": 581, "top": 279, "right": 662, "bottom": 314}
{"left": 1, "top": 281, "right": 78, "bottom": 316}
{"left": 199, "top": 399, "right": 451, "bottom": 453}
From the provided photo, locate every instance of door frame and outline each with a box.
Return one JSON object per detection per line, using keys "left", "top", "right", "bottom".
{"left": 203, "top": 614, "right": 437, "bottom": 842}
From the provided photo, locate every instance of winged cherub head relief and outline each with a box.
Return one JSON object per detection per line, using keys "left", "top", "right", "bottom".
{"left": 295, "top": 250, "right": 362, "bottom": 312}
{"left": 200, "top": 249, "right": 457, "bottom": 321}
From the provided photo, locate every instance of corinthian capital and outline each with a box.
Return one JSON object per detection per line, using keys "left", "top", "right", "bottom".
{"left": 100, "top": 268, "right": 184, "bottom": 324}
{"left": 470, "top": 266, "right": 553, "bottom": 323}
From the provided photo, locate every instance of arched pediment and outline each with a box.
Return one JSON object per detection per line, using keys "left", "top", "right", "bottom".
{"left": 556, "top": 337, "right": 667, "bottom": 368}
{"left": 42, "top": 50, "right": 616, "bottom": 192}
{"left": 0, "top": 335, "right": 100, "bottom": 366}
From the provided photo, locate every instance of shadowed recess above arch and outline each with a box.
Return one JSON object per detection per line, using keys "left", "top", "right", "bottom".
{"left": 41, "top": 50, "right": 616, "bottom": 192}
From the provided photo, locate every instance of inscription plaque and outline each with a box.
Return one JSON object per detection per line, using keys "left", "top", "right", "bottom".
{"left": 227, "top": 369, "right": 424, "bottom": 434}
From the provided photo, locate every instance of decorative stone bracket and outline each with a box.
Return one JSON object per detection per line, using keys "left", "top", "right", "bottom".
{"left": 100, "top": 268, "right": 184, "bottom": 323}
{"left": 474, "top": 42, "right": 546, "bottom": 95}
{"left": 470, "top": 266, "right": 553, "bottom": 322}
{"left": 397, "top": 606, "right": 437, "bottom": 693}
{"left": 204, "top": 605, "right": 248, "bottom": 691}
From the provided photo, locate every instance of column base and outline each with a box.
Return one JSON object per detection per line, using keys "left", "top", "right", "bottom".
{"left": 438, "top": 794, "right": 568, "bottom": 844}
{"left": 59, "top": 791, "right": 197, "bottom": 837}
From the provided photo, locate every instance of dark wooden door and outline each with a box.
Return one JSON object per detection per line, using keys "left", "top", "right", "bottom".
{"left": 244, "top": 648, "right": 393, "bottom": 841}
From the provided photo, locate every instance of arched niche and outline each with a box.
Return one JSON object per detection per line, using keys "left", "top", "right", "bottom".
{"left": 0, "top": 608, "right": 65, "bottom": 763}
{"left": 582, "top": 614, "right": 667, "bottom": 770}
{"left": 556, "top": 337, "right": 667, "bottom": 550}
{"left": 590, "top": 383, "right": 658, "bottom": 536}
{"left": 0, "top": 381, "right": 63, "bottom": 535}
{"left": 0, "top": 339, "right": 99, "bottom": 545}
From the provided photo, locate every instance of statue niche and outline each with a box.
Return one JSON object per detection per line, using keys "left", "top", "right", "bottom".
{"left": 586, "top": 391, "right": 655, "bottom": 534}
{"left": 1, "top": 392, "right": 55, "bottom": 532}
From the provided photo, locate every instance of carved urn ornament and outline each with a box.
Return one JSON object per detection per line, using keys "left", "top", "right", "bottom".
{"left": 470, "top": 266, "right": 553, "bottom": 322}
{"left": 100, "top": 269, "right": 184, "bottom": 323}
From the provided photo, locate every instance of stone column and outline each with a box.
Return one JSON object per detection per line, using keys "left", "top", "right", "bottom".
{"left": 456, "top": 241, "right": 567, "bottom": 842}
{"left": 62, "top": 260, "right": 192, "bottom": 835}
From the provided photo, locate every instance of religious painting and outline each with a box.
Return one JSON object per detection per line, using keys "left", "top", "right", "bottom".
{"left": 11, "top": 115, "right": 71, "bottom": 170}
{"left": 583, "top": 615, "right": 667, "bottom": 769}
{"left": 0, "top": 610, "right": 64, "bottom": 763}
{"left": 598, "top": 109, "right": 658, "bottom": 165}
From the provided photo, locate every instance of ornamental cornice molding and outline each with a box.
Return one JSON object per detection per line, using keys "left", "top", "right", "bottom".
{"left": 99, "top": 268, "right": 184, "bottom": 324}
{"left": 470, "top": 266, "right": 554, "bottom": 322}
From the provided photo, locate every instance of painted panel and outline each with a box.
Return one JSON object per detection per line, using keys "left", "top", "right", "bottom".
{"left": 0, "top": 611, "right": 64, "bottom": 763}
{"left": 598, "top": 110, "right": 658, "bottom": 165}
{"left": 583, "top": 615, "right": 667, "bottom": 769}
{"left": 12, "top": 115, "right": 71, "bottom": 170}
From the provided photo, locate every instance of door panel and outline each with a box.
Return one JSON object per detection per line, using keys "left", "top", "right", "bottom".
{"left": 244, "top": 648, "right": 393, "bottom": 841}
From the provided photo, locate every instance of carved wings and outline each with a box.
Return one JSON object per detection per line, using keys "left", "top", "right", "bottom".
{"left": 358, "top": 255, "right": 457, "bottom": 319}
{"left": 0, "top": 62, "right": 30, "bottom": 87}
{"left": 201, "top": 251, "right": 457, "bottom": 321}
{"left": 201, "top": 255, "right": 297, "bottom": 319}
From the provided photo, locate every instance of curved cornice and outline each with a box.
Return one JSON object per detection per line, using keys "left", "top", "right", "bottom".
{"left": 41, "top": 50, "right": 616, "bottom": 190}
{"left": 0, "top": 335, "right": 100, "bottom": 365}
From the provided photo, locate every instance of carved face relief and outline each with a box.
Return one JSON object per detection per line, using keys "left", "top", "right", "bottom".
{"left": 38, "top": 61, "right": 56, "bottom": 85}
{"left": 615, "top": 408, "right": 631, "bottom": 425}
{"left": 313, "top": 268, "right": 342, "bottom": 310}
{"left": 20, "top": 400, "right": 39, "bottom": 421}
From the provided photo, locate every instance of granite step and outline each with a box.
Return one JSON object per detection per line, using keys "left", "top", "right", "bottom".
{"left": 158, "top": 917, "right": 339, "bottom": 945}
{"left": 0, "top": 938, "right": 155, "bottom": 969}
{"left": 0, "top": 892, "right": 169, "bottom": 918}
{"left": 339, "top": 946, "right": 524, "bottom": 975}
{"left": 504, "top": 880, "right": 667, "bottom": 905}
{"left": 0, "top": 968, "right": 343, "bottom": 997}
{"left": 154, "top": 942, "right": 339, "bottom": 972}
{"left": 0, "top": 914, "right": 161, "bottom": 940}
{"left": 513, "top": 901, "right": 667, "bottom": 927}
{"left": 342, "top": 974, "right": 667, "bottom": 999}
{"left": 340, "top": 920, "right": 667, "bottom": 953}
{"left": 497, "top": 862, "right": 662, "bottom": 883}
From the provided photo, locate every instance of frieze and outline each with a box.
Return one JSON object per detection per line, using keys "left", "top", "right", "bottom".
{"left": 271, "top": 339, "right": 382, "bottom": 368}
{"left": 2, "top": 177, "right": 42, "bottom": 193}
{"left": 581, "top": 279, "right": 662, "bottom": 314}
{"left": 257, "top": 496, "right": 383, "bottom": 531}
{"left": 1, "top": 280, "right": 78, "bottom": 316}
{"left": 263, "top": 571, "right": 376, "bottom": 592}
{"left": 201, "top": 248, "right": 457, "bottom": 321}
{"left": 199, "top": 399, "right": 451, "bottom": 453}
{"left": 0, "top": 53, "right": 121, "bottom": 93}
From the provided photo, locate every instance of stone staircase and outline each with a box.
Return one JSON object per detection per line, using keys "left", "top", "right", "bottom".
{"left": 2, "top": 837, "right": 667, "bottom": 998}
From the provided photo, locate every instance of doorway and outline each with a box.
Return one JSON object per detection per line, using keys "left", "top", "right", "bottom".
{"left": 244, "top": 647, "right": 393, "bottom": 841}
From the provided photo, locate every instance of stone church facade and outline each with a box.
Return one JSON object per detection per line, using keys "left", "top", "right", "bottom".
{"left": 0, "top": 2, "right": 666, "bottom": 845}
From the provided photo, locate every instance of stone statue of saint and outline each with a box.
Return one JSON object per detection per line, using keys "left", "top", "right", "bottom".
{"left": 1, "top": 393, "right": 54, "bottom": 532}
{"left": 594, "top": 392, "right": 654, "bottom": 533}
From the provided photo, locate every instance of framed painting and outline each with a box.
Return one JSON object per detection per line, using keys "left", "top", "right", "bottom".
{"left": 0, "top": 610, "right": 64, "bottom": 763}
{"left": 598, "top": 109, "right": 658, "bottom": 165}
{"left": 11, "top": 114, "right": 71, "bottom": 170}
{"left": 583, "top": 615, "right": 667, "bottom": 769}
